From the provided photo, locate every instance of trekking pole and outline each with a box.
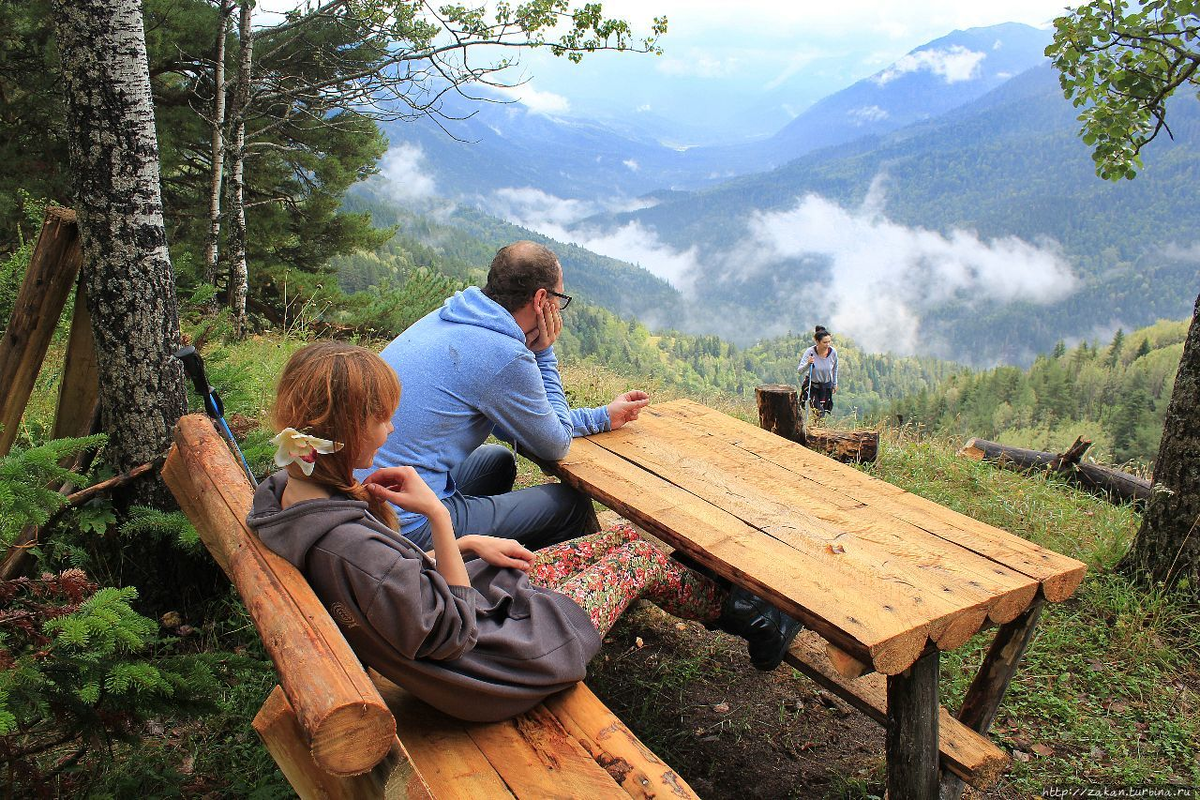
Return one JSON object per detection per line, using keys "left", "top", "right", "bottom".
{"left": 174, "top": 345, "right": 258, "bottom": 487}
{"left": 807, "top": 361, "right": 816, "bottom": 420}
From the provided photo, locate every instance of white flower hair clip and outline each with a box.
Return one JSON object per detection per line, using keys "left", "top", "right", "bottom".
{"left": 271, "top": 427, "right": 344, "bottom": 476}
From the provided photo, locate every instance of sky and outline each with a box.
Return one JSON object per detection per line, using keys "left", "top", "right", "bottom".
{"left": 489, "top": 0, "right": 1075, "bottom": 141}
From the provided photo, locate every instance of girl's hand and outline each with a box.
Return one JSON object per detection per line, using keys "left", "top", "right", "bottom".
{"left": 363, "top": 466, "right": 443, "bottom": 519}
{"left": 462, "top": 535, "right": 534, "bottom": 570}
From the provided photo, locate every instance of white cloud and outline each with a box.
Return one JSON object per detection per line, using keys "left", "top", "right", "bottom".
{"left": 491, "top": 84, "right": 570, "bottom": 115}
{"left": 378, "top": 144, "right": 437, "bottom": 203}
{"left": 636, "top": 104, "right": 653, "bottom": 112}
{"left": 490, "top": 187, "right": 599, "bottom": 230}
{"left": 485, "top": 187, "right": 697, "bottom": 289}
{"left": 763, "top": 51, "right": 823, "bottom": 91}
{"left": 1162, "top": 242, "right": 1200, "bottom": 262}
{"left": 656, "top": 53, "right": 739, "bottom": 78}
{"left": 623, "top": 159, "right": 640, "bottom": 172}
{"left": 744, "top": 177, "right": 1078, "bottom": 354}
{"left": 873, "top": 45, "right": 987, "bottom": 85}
{"left": 848, "top": 105, "right": 890, "bottom": 125}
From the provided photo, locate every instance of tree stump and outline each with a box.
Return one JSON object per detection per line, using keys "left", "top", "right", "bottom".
{"left": 755, "top": 384, "right": 804, "bottom": 445}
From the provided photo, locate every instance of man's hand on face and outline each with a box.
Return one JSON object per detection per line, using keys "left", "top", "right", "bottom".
{"left": 525, "top": 295, "right": 563, "bottom": 353}
{"left": 607, "top": 390, "right": 650, "bottom": 430}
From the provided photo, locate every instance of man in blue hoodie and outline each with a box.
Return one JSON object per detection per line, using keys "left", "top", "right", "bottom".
{"left": 368, "top": 241, "right": 650, "bottom": 550}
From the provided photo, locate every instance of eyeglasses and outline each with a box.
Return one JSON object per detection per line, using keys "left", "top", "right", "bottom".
{"left": 547, "top": 289, "right": 572, "bottom": 310}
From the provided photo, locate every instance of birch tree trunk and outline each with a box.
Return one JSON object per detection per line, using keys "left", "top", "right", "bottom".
{"left": 203, "top": 0, "right": 233, "bottom": 306}
{"left": 1119, "top": 292, "right": 1200, "bottom": 601}
{"left": 50, "top": 0, "right": 186, "bottom": 503}
{"left": 226, "top": 0, "right": 253, "bottom": 338}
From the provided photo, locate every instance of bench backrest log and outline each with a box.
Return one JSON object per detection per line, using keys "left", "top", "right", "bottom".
{"left": 163, "top": 414, "right": 396, "bottom": 777}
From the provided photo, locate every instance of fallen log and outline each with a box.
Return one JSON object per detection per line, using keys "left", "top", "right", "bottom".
{"left": 805, "top": 428, "right": 879, "bottom": 464}
{"left": 755, "top": 385, "right": 878, "bottom": 463}
{"left": 959, "top": 437, "right": 1151, "bottom": 506}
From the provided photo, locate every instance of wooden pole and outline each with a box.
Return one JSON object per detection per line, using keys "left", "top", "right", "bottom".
{"left": 960, "top": 437, "right": 1151, "bottom": 505}
{"left": 50, "top": 281, "right": 100, "bottom": 443}
{"left": 0, "top": 207, "right": 84, "bottom": 456}
{"left": 939, "top": 599, "right": 1044, "bottom": 800}
{"left": 887, "top": 648, "right": 940, "bottom": 800}
{"left": 163, "top": 414, "right": 396, "bottom": 777}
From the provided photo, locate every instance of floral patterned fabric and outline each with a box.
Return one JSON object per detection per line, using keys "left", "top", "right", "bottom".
{"left": 528, "top": 525, "right": 726, "bottom": 637}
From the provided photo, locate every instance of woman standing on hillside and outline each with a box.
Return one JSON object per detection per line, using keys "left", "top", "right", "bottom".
{"left": 799, "top": 325, "right": 838, "bottom": 418}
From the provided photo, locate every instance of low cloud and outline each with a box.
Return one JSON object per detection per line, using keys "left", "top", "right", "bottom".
{"left": 744, "top": 177, "right": 1078, "bottom": 354}
{"left": 873, "top": 45, "right": 986, "bottom": 85}
{"left": 491, "top": 187, "right": 599, "bottom": 230}
{"left": 623, "top": 159, "right": 640, "bottom": 172}
{"left": 1162, "top": 242, "right": 1200, "bottom": 262}
{"left": 848, "top": 105, "right": 890, "bottom": 125}
{"left": 378, "top": 144, "right": 437, "bottom": 203}
{"left": 657, "top": 53, "right": 739, "bottom": 78}
{"left": 491, "top": 84, "right": 570, "bottom": 115}
{"left": 487, "top": 186, "right": 699, "bottom": 289}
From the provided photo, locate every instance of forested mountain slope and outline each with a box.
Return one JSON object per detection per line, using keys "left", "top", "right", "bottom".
{"left": 596, "top": 64, "right": 1200, "bottom": 364}
{"left": 889, "top": 319, "right": 1188, "bottom": 465}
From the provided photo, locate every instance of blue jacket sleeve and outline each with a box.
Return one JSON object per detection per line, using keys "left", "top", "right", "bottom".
{"left": 483, "top": 347, "right": 576, "bottom": 460}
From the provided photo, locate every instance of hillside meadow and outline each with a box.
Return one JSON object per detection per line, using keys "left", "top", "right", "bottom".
{"left": 4, "top": 328, "right": 1197, "bottom": 798}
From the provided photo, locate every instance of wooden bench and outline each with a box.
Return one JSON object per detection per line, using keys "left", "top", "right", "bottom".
{"left": 163, "top": 414, "right": 699, "bottom": 799}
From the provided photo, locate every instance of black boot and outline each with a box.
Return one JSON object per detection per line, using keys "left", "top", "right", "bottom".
{"left": 713, "top": 587, "right": 804, "bottom": 671}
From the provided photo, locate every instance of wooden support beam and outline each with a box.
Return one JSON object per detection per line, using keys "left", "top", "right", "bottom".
{"left": 0, "top": 207, "right": 84, "bottom": 456}
{"left": 887, "top": 648, "right": 940, "bottom": 800}
{"left": 164, "top": 414, "right": 396, "bottom": 777}
{"left": 254, "top": 686, "right": 433, "bottom": 800}
{"left": 784, "top": 633, "right": 1007, "bottom": 789}
{"left": 940, "top": 599, "right": 1044, "bottom": 800}
{"left": 50, "top": 281, "right": 99, "bottom": 443}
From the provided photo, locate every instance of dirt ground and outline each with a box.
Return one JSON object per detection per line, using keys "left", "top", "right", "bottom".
{"left": 587, "top": 602, "right": 889, "bottom": 800}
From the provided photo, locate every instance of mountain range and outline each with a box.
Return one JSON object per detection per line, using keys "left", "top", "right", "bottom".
{"left": 364, "top": 22, "right": 1199, "bottom": 366}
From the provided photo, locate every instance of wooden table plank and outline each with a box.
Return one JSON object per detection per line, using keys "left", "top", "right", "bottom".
{"left": 594, "top": 413, "right": 1040, "bottom": 642}
{"left": 651, "top": 400, "right": 1086, "bottom": 601}
{"left": 556, "top": 438, "right": 931, "bottom": 674}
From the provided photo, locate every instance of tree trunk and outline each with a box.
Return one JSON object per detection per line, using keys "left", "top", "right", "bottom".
{"left": 203, "top": 0, "right": 233, "bottom": 306}
{"left": 1119, "top": 293, "right": 1200, "bottom": 600}
{"left": 50, "top": 0, "right": 187, "bottom": 499}
{"left": 226, "top": 0, "right": 253, "bottom": 338}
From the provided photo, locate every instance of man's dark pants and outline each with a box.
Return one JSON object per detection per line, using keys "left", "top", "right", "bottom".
{"left": 403, "top": 444, "right": 592, "bottom": 551}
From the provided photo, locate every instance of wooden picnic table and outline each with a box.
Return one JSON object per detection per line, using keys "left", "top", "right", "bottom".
{"left": 545, "top": 399, "right": 1087, "bottom": 799}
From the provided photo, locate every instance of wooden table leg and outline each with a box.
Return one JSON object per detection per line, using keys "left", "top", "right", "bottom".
{"left": 939, "top": 598, "right": 1045, "bottom": 800}
{"left": 888, "top": 648, "right": 940, "bottom": 800}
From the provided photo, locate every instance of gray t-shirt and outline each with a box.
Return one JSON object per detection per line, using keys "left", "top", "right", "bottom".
{"left": 799, "top": 345, "right": 839, "bottom": 385}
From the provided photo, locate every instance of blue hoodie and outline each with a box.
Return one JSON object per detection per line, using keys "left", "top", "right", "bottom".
{"left": 365, "top": 287, "right": 610, "bottom": 534}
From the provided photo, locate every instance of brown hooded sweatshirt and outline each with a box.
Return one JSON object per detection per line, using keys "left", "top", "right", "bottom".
{"left": 247, "top": 471, "right": 602, "bottom": 722}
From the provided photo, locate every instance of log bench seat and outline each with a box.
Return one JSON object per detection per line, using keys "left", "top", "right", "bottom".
{"left": 164, "top": 414, "right": 697, "bottom": 799}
